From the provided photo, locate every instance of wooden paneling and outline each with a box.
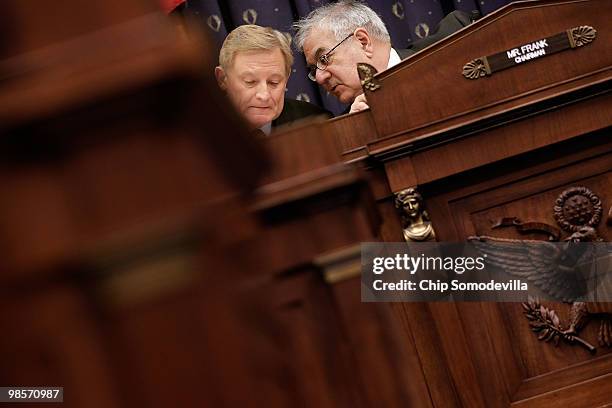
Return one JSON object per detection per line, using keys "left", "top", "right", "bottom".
{"left": 367, "top": 0, "right": 611, "bottom": 140}
{"left": 3, "top": 0, "right": 611, "bottom": 406}
{"left": 0, "top": 286, "right": 121, "bottom": 408}
{"left": 390, "top": 132, "right": 612, "bottom": 406}
{"left": 332, "top": 279, "right": 433, "bottom": 408}
{"left": 390, "top": 92, "right": 611, "bottom": 189}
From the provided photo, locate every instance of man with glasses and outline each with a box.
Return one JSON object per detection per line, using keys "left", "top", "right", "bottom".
{"left": 294, "top": 0, "right": 473, "bottom": 114}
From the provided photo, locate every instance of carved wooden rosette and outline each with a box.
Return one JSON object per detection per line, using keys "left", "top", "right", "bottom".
{"left": 462, "top": 57, "right": 490, "bottom": 80}
{"left": 553, "top": 186, "right": 603, "bottom": 233}
{"left": 394, "top": 188, "right": 436, "bottom": 242}
{"left": 567, "top": 25, "right": 597, "bottom": 48}
{"left": 357, "top": 63, "right": 382, "bottom": 92}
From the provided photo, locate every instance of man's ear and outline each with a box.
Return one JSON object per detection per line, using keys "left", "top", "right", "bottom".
{"left": 354, "top": 28, "right": 373, "bottom": 58}
{"left": 215, "top": 66, "right": 227, "bottom": 90}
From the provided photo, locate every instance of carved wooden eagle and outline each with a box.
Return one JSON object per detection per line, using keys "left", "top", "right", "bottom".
{"left": 468, "top": 227, "right": 600, "bottom": 302}
{"left": 468, "top": 228, "right": 611, "bottom": 351}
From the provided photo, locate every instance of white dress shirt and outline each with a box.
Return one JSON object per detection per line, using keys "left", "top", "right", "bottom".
{"left": 387, "top": 48, "right": 401, "bottom": 69}
{"left": 259, "top": 122, "right": 272, "bottom": 136}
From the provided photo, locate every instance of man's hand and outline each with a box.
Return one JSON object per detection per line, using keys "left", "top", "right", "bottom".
{"left": 349, "top": 93, "right": 369, "bottom": 113}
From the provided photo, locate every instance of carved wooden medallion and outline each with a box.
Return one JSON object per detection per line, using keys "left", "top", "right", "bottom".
{"left": 553, "top": 186, "right": 602, "bottom": 233}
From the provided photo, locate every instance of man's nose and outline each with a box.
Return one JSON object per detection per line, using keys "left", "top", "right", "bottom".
{"left": 255, "top": 83, "right": 271, "bottom": 100}
{"left": 315, "top": 68, "right": 330, "bottom": 84}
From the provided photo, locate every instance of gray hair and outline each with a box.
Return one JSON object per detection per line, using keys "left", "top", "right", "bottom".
{"left": 293, "top": 0, "right": 390, "bottom": 51}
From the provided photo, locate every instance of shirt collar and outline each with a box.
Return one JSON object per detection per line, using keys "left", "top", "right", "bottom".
{"left": 259, "top": 122, "right": 272, "bottom": 136}
{"left": 387, "top": 48, "right": 401, "bottom": 69}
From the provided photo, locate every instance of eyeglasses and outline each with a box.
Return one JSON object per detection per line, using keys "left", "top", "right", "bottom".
{"left": 307, "top": 33, "right": 353, "bottom": 81}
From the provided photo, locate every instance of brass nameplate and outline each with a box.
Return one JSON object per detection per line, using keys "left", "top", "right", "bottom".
{"left": 463, "top": 25, "right": 597, "bottom": 79}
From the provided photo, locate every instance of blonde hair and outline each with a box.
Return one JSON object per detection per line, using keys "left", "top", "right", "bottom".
{"left": 219, "top": 25, "right": 294, "bottom": 76}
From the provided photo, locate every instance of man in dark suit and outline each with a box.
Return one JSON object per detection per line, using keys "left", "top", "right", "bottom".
{"left": 215, "top": 25, "right": 330, "bottom": 135}
{"left": 272, "top": 97, "right": 331, "bottom": 128}
{"left": 293, "top": 0, "right": 473, "bottom": 114}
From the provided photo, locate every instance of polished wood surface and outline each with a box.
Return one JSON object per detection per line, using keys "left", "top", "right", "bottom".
{"left": 315, "top": 0, "right": 612, "bottom": 406}
{"left": 0, "top": 2, "right": 279, "bottom": 407}
{"left": 2, "top": 0, "right": 611, "bottom": 407}
{"left": 366, "top": 0, "right": 611, "bottom": 142}
{"left": 1, "top": 2, "right": 413, "bottom": 407}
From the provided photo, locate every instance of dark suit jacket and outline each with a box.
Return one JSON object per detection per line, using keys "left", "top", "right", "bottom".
{"left": 272, "top": 98, "right": 332, "bottom": 128}
{"left": 399, "top": 10, "right": 474, "bottom": 58}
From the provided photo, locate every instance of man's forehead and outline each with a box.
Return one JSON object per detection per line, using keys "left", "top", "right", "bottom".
{"left": 231, "top": 49, "right": 286, "bottom": 73}
{"left": 234, "top": 49, "right": 283, "bottom": 63}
